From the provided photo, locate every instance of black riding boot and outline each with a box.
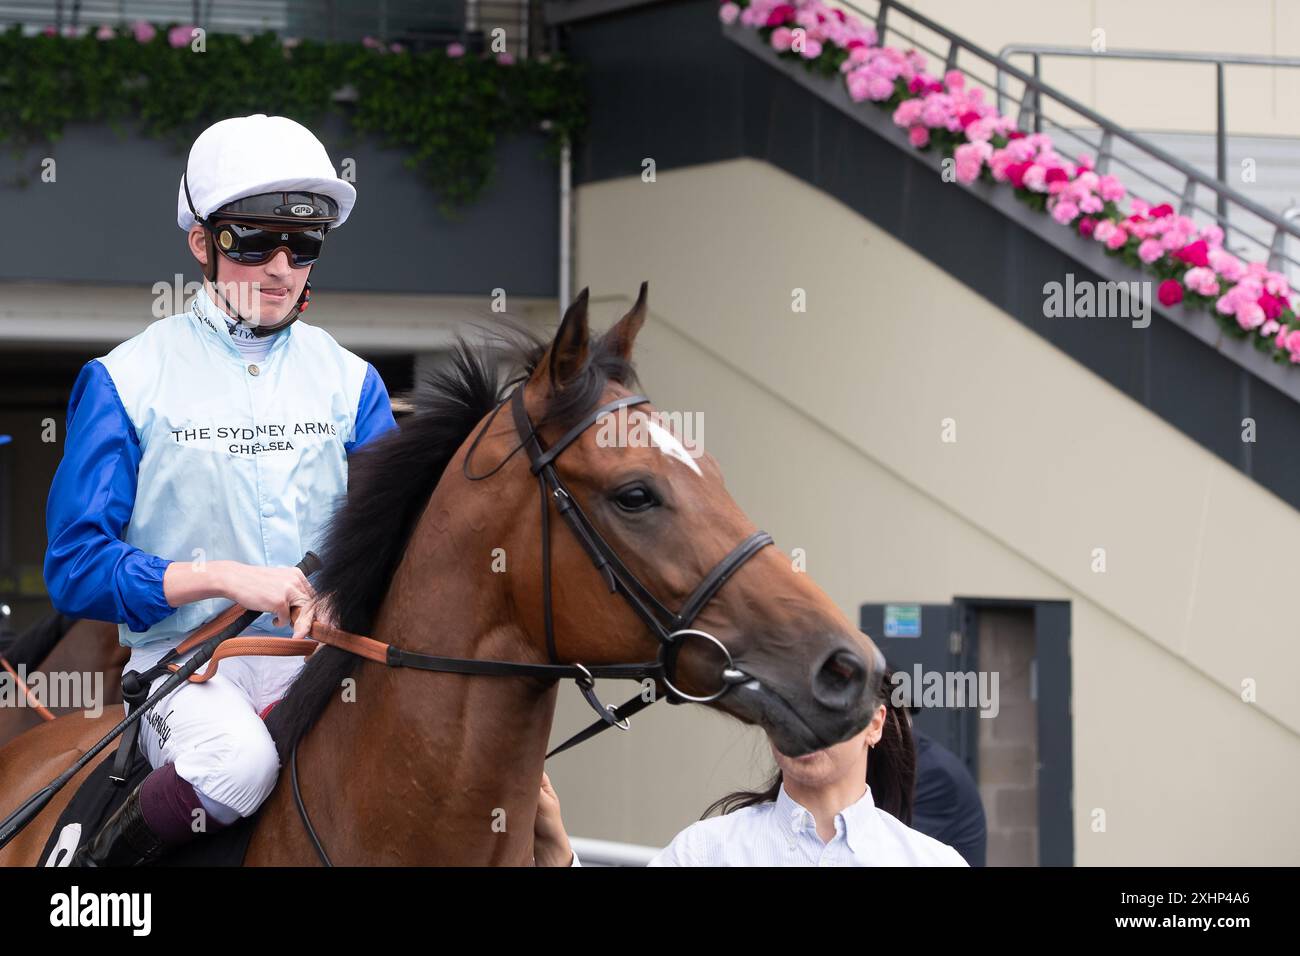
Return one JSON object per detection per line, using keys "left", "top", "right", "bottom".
{"left": 70, "top": 782, "right": 168, "bottom": 867}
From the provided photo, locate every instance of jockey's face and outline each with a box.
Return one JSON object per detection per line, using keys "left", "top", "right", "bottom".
{"left": 187, "top": 224, "right": 313, "bottom": 327}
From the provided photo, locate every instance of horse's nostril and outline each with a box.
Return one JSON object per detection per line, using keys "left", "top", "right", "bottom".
{"left": 813, "top": 648, "right": 867, "bottom": 707}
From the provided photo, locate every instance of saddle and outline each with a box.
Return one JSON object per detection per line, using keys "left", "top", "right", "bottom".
{"left": 39, "top": 745, "right": 259, "bottom": 867}
{"left": 39, "top": 661, "right": 280, "bottom": 868}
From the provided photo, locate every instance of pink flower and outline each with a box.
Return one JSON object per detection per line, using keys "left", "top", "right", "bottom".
{"left": 446, "top": 42, "right": 465, "bottom": 58}
{"left": 496, "top": 51, "right": 514, "bottom": 64}
{"left": 168, "top": 25, "right": 195, "bottom": 48}
{"left": 908, "top": 125, "right": 930, "bottom": 147}
{"left": 41, "top": 25, "right": 56, "bottom": 37}
{"left": 1158, "top": 279, "right": 1184, "bottom": 306}
{"left": 1183, "top": 267, "right": 1219, "bottom": 297}
{"left": 1105, "top": 227, "right": 1129, "bottom": 250}
{"left": 1208, "top": 248, "right": 1246, "bottom": 282}
{"left": 1097, "top": 174, "right": 1125, "bottom": 202}
{"left": 1138, "top": 239, "right": 1163, "bottom": 263}
{"left": 944, "top": 70, "right": 965, "bottom": 90}
{"left": 131, "top": 20, "right": 155, "bottom": 43}
{"left": 770, "top": 27, "right": 793, "bottom": 51}
{"left": 1093, "top": 220, "right": 1117, "bottom": 243}
{"left": 892, "top": 99, "right": 923, "bottom": 127}
{"left": 391, "top": 42, "right": 407, "bottom": 54}
{"left": 1051, "top": 200, "right": 1079, "bottom": 225}
{"left": 1235, "top": 301, "right": 1266, "bottom": 331}
{"left": 719, "top": 2, "right": 741, "bottom": 24}
{"left": 1078, "top": 217, "right": 1097, "bottom": 237}
{"left": 95, "top": 24, "right": 115, "bottom": 40}
{"left": 362, "top": 36, "right": 381, "bottom": 49}
{"left": 1020, "top": 164, "right": 1050, "bottom": 192}
{"left": 800, "top": 38, "right": 823, "bottom": 59}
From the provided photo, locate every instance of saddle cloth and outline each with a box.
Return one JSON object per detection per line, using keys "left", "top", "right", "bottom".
{"left": 39, "top": 746, "right": 260, "bottom": 867}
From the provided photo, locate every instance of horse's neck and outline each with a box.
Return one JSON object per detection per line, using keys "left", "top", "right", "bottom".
{"left": 254, "top": 530, "right": 559, "bottom": 865}
{"left": 287, "top": 637, "right": 559, "bottom": 865}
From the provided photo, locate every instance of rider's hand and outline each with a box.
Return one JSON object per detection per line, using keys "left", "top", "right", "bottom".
{"left": 218, "top": 562, "right": 313, "bottom": 629}
{"left": 290, "top": 593, "right": 338, "bottom": 642}
{"left": 534, "top": 772, "right": 575, "bottom": 867}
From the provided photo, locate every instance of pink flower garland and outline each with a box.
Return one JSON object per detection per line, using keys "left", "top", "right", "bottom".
{"left": 727, "top": 0, "right": 1300, "bottom": 364}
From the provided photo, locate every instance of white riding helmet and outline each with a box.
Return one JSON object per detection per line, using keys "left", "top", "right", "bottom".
{"left": 176, "top": 113, "right": 356, "bottom": 232}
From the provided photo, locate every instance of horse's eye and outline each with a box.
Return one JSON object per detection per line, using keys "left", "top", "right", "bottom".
{"left": 613, "top": 483, "right": 657, "bottom": 512}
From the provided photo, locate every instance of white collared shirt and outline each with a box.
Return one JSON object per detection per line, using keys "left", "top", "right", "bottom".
{"left": 642, "top": 783, "right": 968, "bottom": 867}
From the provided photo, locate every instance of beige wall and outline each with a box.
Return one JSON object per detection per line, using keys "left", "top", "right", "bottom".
{"left": 885, "top": 0, "right": 1300, "bottom": 136}
{"left": 546, "top": 156, "right": 1300, "bottom": 864}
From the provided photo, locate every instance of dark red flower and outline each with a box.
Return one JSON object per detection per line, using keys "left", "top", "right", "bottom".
{"left": 766, "top": 4, "right": 795, "bottom": 26}
{"left": 1006, "top": 130, "right": 1026, "bottom": 140}
{"left": 1259, "top": 293, "right": 1285, "bottom": 320}
{"left": 1149, "top": 203, "right": 1174, "bottom": 218}
{"left": 1045, "top": 167, "right": 1069, "bottom": 184}
{"left": 834, "top": 9, "right": 846, "bottom": 21}
{"left": 958, "top": 110, "right": 981, "bottom": 129}
{"left": 1158, "top": 279, "right": 1184, "bottom": 307}
{"left": 1078, "top": 217, "right": 1097, "bottom": 237}
{"left": 846, "top": 38, "right": 866, "bottom": 50}
{"left": 1175, "top": 240, "right": 1209, "bottom": 268}
{"left": 908, "top": 76, "right": 925, "bottom": 93}
{"left": 1005, "top": 161, "right": 1031, "bottom": 190}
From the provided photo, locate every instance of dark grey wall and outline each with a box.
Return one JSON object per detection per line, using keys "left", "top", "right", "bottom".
{"left": 554, "top": 0, "right": 1300, "bottom": 512}
{"left": 0, "top": 113, "right": 557, "bottom": 297}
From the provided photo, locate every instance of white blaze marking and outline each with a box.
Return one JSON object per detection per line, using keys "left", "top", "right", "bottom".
{"left": 645, "top": 417, "right": 702, "bottom": 475}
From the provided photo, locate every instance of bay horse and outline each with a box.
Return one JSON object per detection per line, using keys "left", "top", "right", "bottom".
{"left": 0, "top": 615, "right": 124, "bottom": 748}
{"left": 0, "top": 285, "right": 888, "bottom": 865}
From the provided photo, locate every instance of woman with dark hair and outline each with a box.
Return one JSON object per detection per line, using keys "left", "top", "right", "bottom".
{"left": 535, "top": 669, "right": 968, "bottom": 866}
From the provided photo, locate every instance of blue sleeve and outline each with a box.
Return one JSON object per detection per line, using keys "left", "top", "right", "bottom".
{"left": 346, "top": 362, "right": 398, "bottom": 453}
{"left": 43, "top": 360, "right": 174, "bottom": 631}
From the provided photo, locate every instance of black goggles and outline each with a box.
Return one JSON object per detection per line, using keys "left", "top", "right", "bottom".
{"left": 212, "top": 221, "right": 326, "bottom": 267}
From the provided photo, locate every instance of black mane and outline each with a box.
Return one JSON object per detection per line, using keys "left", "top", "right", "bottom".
{"left": 265, "top": 321, "right": 638, "bottom": 762}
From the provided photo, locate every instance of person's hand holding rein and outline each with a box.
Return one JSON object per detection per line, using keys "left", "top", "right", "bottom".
{"left": 163, "top": 559, "right": 316, "bottom": 632}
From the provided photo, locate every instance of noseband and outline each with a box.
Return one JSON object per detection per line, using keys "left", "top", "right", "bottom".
{"left": 291, "top": 383, "right": 773, "bottom": 864}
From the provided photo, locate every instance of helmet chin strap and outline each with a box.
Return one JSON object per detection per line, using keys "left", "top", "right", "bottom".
{"left": 206, "top": 276, "right": 312, "bottom": 337}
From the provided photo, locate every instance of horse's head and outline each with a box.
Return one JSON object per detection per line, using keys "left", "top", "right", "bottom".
{"left": 464, "top": 283, "right": 882, "bottom": 756}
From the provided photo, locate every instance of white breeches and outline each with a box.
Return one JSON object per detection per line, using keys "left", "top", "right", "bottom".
{"left": 134, "top": 652, "right": 306, "bottom": 821}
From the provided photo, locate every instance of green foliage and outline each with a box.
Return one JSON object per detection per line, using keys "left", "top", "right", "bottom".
{"left": 0, "top": 25, "right": 587, "bottom": 211}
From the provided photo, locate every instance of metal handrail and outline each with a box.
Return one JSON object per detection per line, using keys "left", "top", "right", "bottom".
{"left": 858, "top": 0, "right": 1300, "bottom": 276}
{"left": 996, "top": 44, "right": 1300, "bottom": 225}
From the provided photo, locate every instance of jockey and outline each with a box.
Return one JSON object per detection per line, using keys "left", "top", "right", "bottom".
{"left": 43, "top": 114, "right": 398, "bottom": 866}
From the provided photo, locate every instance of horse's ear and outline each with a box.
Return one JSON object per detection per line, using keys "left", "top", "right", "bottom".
{"left": 601, "top": 281, "right": 648, "bottom": 361}
{"left": 533, "top": 287, "right": 591, "bottom": 392}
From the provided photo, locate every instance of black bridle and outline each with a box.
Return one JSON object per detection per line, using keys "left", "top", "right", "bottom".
{"left": 291, "top": 383, "right": 773, "bottom": 865}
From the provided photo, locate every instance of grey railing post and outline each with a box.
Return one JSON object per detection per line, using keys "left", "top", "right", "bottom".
{"left": 875, "top": 0, "right": 889, "bottom": 37}
{"left": 1180, "top": 176, "right": 1198, "bottom": 216}
{"left": 945, "top": 38, "right": 960, "bottom": 74}
{"left": 1095, "top": 128, "right": 1114, "bottom": 175}
{"left": 1032, "top": 53, "right": 1042, "bottom": 133}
